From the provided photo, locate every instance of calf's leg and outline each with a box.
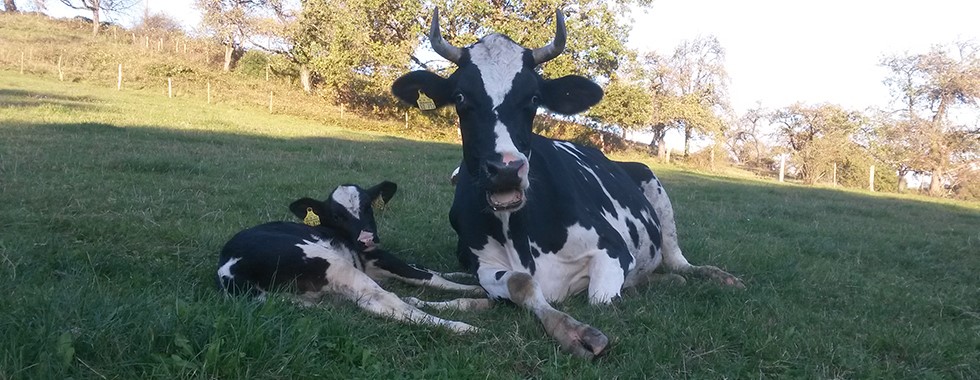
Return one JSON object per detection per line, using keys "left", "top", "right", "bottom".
{"left": 328, "top": 264, "right": 480, "bottom": 333}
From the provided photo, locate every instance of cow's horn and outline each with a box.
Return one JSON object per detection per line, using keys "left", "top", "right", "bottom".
{"left": 531, "top": 9, "right": 567, "bottom": 65}
{"left": 430, "top": 8, "right": 463, "bottom": 64}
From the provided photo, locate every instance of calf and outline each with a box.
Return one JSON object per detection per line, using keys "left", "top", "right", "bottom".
{"left": 216, "top": 181, "right": 487, "bottom": 333}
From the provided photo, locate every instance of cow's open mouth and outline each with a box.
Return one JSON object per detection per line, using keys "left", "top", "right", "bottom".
{"left": 488, "top": 189, "right": 525, "bottom": 211}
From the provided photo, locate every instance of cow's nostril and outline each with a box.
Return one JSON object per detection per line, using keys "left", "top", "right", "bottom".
{"left": 485, "top": 161, "right": 504, "bottom": 176}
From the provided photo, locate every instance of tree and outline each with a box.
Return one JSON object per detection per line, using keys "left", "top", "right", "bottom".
{"left": 588, "top": 76, "right": 654, "bottom": 140}
{"left": 3, "top": 0, "right": 17, "bottom": 12}
{"left": 248, "top": 0, "right": 422, "bottom": 98}
{"left": 642, "top": 36, "right": 730, "bottom": 157}
{"left": 58, "top": 0, "right": 138, "bottom": 36}
{"left": 133, "top": 11, "right": 185, "bottom": 40}
{"left": 427, "top": 0, "right": 653, "bottom": 79}
{"left": 197, "top": 0, "right": 262, "bottom": 72}
{"left": 725, "top": 105, "right": 769, "bottom": 165}
{"left": 771, "top": 103, "right": 865, "bottom": 184}
{"left": 879, "top": 42, "right": 980, "bottom": 195}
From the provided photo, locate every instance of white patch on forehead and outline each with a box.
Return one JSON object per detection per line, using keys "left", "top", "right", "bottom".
{"left": 469, "top": 34, "right": 526, "bottom": 107}
{"left": 469, "top": 35, "right": 530, "bottom": 168}
{"left": 331, "top": 186, "right": 361, "bottom": 219}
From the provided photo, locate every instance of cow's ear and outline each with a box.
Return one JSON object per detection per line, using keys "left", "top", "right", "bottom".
{"left": 289, "top": 197, "right": 329, "bottom": 225}
{"left": 392, "top": 71, "right": 453, "bottom": 109}
{"left": 366, "top": 181, "right": 397, "bottom": 204}
{"left": 540, "top": 75, "right": 604, "bottom": 115}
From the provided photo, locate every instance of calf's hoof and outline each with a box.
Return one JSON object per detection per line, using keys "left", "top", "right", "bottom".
{"left": 695, "top": 265, "right": 746, "bottom": 289}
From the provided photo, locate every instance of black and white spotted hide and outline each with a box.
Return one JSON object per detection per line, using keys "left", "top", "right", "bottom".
{"left": 391, "top": 9, "right": 744, "bottom": 358}
{"left": 216, "top": 181, "right": 488, "bottom": 333}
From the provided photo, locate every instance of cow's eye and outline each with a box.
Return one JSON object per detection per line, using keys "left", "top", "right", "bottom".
{"left": 530, "top": 95, "right": 540, "bottom": 106}
{"left": 454, "top": 93, "right": 465, "bottom": 104}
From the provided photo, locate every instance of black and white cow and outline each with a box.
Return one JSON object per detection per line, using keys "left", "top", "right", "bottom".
{"left": 216, "top": 181, "right": 489, "bottom": 333}
{"left": 391, "top": 10, "right": 744, "bottom": 358}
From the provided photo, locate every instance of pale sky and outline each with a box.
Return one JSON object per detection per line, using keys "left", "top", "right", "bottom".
{"left": 43, "top": 0, "right": 980, "bottom": 117}
{"left": 630, "top": 0, "right": 980, "bottom": 114}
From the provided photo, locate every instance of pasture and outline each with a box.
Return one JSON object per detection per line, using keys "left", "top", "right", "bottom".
{"left": 0, "top": 72, "right": 978, "bottom": 379}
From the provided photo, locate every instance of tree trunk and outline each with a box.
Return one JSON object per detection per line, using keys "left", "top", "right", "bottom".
{"left": 299, "top": 64, "right": 313, "bottom": 94}
{"left": 223, "top": 44, "right": 234, "bottom": 72}
{"left": 683, "top": 125, "right": 691, "bottom": 157}
{"left": 90, "top": 5, "right": 101, "bottom": 37}
{"left": 929, "top": 167, "right": 945, "bottom": 195}
{"left": 3, "top": 0, "right": 17, "bottom": 12}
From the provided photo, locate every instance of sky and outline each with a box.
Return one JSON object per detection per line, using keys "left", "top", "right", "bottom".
{"left": 41, "top": 0, "right": 980, "bottom": 118}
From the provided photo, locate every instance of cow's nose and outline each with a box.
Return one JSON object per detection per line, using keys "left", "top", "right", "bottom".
{"left": 485, "top": 159, "right": 525, "bottom": 190}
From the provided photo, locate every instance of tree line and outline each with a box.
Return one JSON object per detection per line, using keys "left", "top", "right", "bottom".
{"left": 3, "top": 0, "right": 977, "bottom": 199}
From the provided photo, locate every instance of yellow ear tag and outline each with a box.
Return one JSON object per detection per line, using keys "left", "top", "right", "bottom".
{"left": 303, "top": 207, "right": 321, "bottom": 227}
{"left": 417, "top": 89, "right": 436, "bottom": 111}
{"left": 372, "top": 197, "right": 386, "bottom": 212}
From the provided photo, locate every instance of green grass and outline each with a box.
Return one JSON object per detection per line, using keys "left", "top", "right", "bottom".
{"left": 1, "top": 71, "right": 979, "bottom": 379}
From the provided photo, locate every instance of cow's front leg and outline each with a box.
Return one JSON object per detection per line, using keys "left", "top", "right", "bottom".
{"left": 482, "top": 268, "right": 609, "bottom": 359}
{"left": 327, "top": 264, "right": 480, "bottom": 333}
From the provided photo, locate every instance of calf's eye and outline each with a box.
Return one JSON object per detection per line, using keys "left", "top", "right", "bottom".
{"left": 454, "top": 93, "right": 465, "bottom": 104}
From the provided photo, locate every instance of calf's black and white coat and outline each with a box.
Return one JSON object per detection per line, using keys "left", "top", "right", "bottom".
{"left": 391, "top": 9, "right": 744, "bottom": 358}
{"left": 216, "top": 181, "right": 487, "bottom": 333}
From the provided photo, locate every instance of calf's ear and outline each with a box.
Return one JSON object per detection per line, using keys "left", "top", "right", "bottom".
{"left": 288, "top": 198, "right": 328, "bottom": 223}
{"left": 540, "top": 75, "right": 604, "bottom": 115}
{"left": 366, "top": 181, "right": 398, "bottom": 204}
{"left": 391, "top": 71, "right": 453, "bottom": 109}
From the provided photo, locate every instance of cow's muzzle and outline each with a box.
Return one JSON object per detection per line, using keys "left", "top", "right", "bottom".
{"left": 485, "top": 159, "right": 527, "bottom": 212}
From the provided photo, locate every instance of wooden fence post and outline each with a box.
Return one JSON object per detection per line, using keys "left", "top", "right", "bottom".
{"left": 57, "top": 55, "right": 64, "bottom": 81}
{"left": 207, "top": 81, "right": 211, "bottom": 104}
{"left": 833, "top": 162, "right": 838, "bottom": 187}
{"left": 404, "top": 111, "right": 409, "bottom": 129}
{"left": 779, "top": 155, "right": 786, "bottom": 182}
{"left": 168, "top": 77, "right": 173, "bottom": 98}
{"left": 20, "top": 51, "right": 24, "bottom": 74}
{"left": 117, "top": 64, "right": 122, "bottom": 90}
{"left": 869, "top": 165, "right": 875, "bottom": 192}
{"left": 340, "top": 103, "right": 345, "bottom": 119}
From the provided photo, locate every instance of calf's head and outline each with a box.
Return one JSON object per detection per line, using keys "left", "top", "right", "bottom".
{"left": 288, "top": 181, "right": 397, "bottom": 251}
{"left": 392, "top": 9, "right": 603, "bottom": 213}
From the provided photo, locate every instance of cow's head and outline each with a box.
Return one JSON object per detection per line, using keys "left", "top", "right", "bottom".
{"left": 289, "top": 181, "right": 397, "bottom": 252}
{"left": 392, "top": 9, "right": 603, "bottom": 213}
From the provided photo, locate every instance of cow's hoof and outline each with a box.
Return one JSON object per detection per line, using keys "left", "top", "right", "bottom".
{"left": 573, "top": 326, "right": 609, "bottom": 359}
{"left": 543, "top": 311, "right": 609, "bottom": 359}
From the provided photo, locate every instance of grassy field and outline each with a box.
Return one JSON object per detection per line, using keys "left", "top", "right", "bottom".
{"left": 1, "top": 71, "right": 978, "bottom": 379}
